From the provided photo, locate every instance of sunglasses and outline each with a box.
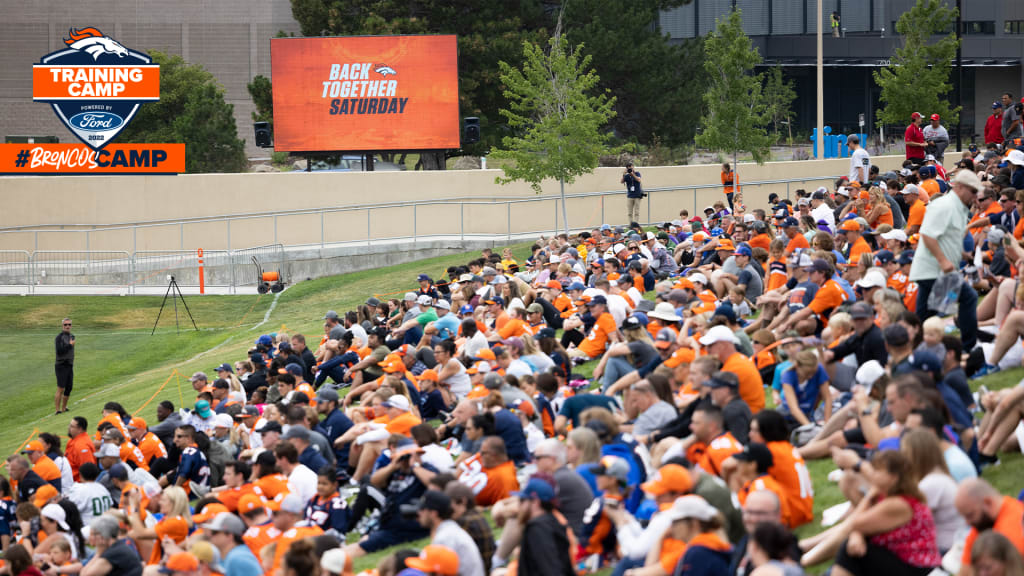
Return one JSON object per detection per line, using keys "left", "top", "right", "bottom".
{"left": 63, "top": 323, "right": 72, "bottom": 327}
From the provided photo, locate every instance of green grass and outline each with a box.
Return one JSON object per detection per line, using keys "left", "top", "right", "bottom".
{"left": 1, "top": 242, "right": 1021, "bottom": 575}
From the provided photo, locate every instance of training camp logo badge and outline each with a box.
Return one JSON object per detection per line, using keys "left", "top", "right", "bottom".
{"left": 33, "top": 27, "right": 160, "bottom": 150}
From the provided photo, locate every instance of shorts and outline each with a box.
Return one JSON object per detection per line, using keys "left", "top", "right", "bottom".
{"left": 836, "top": 539, "right": 935, "bottom": 576}
{"left": 358, "top": 525, "right": 429, "bottom": 553}
{"left": 842, "top": 428, "right": 867, "bottom": 446}
{"left": 55, "top": 363, "right": 74, "bottom": 395}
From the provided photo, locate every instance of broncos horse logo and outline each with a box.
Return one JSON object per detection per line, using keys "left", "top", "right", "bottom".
{"left": 63, "top": 27, "right": 129, "bottom": 60}
{"left": 374, "top": 64, "right": 397, "bottom": 77}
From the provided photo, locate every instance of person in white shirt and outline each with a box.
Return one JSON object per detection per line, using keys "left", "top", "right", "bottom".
{"left": 274, "top": 442, "right": 318, "bottom": 503}
{"left": 411, "top": 424, "right": 454, "bottom": 474}
{"left": 810, "top": 188, "right": 836, "bottom": 233}
{"left": 848, "top": 134, "right": 870, "bottom": 184}
{"left": 66, "top": 462, "right": 114, "bottom": 524}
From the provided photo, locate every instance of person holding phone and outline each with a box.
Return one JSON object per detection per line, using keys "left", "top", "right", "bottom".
{"left": 54, "top": 318, "right": 75, "bottom": 416}
{"left": 622, "top": 162, "right": 644, "bottom": 225}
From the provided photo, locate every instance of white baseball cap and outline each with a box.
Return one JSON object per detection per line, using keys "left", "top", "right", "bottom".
{"left": 689, "top": 272, "right": 708, "bottom": 286}
{"left": 698, "top": 325, "right": 739, "bottom": 347}
{"left": 41, "top": 504, "right": 69, "bottom": 530}
{"left": 416, "top": 295, "right": 433, "bottom": 306}
{"left": 94, "top": 443, "right": 120, "bottom": 458}
{"left": 901, "top": 184, "right": 921, "bottom": 196}
{"left": 214, "top": 413, "right": 234, "bottom": 429}
{"left": 1007, "top": 149, "right": 1024, "bottom": 167}
{"left": 321, "top": 549, "right": 352, "bottom": 575}
{"left": 743, "top": 214, "right": 756, "bottom": 223}
{"left": 665, "top": 495, "right": 718, "bottom": 522}
{"left": 855, "top": 270, "right": 888, "bottom": 289}
{"left": 382, "top": 394, "right": 411, "bottom": 412}
{"left": 856, "top": 360, "right": 886, "bottom": 388}
{"left": 880, "top": 229, "right": 908, "bottom": 242}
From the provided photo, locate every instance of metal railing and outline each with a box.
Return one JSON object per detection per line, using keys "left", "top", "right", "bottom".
{"left": 0, "top": 175, "right": 838, "bottom": 255}
{"left": 0, "top": 245, "right": 286, "bottom": 294}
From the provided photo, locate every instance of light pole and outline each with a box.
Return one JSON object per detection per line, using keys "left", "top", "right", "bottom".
{"left": 816, "top": 0, "right": 824, "bottom": 160}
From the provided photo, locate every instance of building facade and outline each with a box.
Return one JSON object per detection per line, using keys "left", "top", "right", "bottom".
{"left": 0, "top": 0, "right": 302, "bottom": 157}
{"left": 661, "top": 0, "right": 1024, "bottom": 144}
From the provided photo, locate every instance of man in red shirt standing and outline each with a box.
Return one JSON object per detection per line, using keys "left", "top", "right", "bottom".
{"left": 985, "top": 102, "right": 1005, "bottom": 146}
{"left": 905, "top": 111, "right": 927, "bottom": 163}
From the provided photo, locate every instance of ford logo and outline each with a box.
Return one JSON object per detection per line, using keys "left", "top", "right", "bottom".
{"left": 69, "top": 112, "right": 124, "bottom": 132}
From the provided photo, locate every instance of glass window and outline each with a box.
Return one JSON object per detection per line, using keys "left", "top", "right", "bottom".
{"left": 1006, "top": 20, "right": 1024, "bottom": 35}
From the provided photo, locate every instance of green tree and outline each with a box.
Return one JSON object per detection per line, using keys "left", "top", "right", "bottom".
{"left": 563, "top": 0, "right": 706, "bottom": 147}
{"left": 247, "top": 75, "right": 274, "bottom": 125}
{"left": 695, "top": 9, "right": 772, "bottom": 183}
{"left": 120, "top": 52, "right": 247, "bottom": 173}
{"left": 762, "top": 65, "right": 796, "bottom": 144}
{"left": 491, "top": 28, "right": 616, "bottom": 234}
{"left": 873, "top": 0, "right": 960, "bottom": 126}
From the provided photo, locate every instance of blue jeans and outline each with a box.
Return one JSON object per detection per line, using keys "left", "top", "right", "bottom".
{"left": 314, "top": 351, "right": 360, "bottom": 387}
{"left": 915, "top": 277, "right": 978, "bottom": 350}
{"left": 602, "top": 356, "right": 636, "bottom": 392}
{"left": 612, "top": 557, "right": 645, "bottom": 576}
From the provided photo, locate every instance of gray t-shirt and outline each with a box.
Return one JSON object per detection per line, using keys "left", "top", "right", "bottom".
{"left": 736, "top": 263, "right": 764, "bottom": 302}
{"left": 433, "top": 520, "right": 485, "bottom": 576}
{"left": 1004, "top": 104, "right": 1023, "bottom": 139}
{"left": 554, "top": 466, "right": 595, "bottom": 539}
{"left": 627, "top": 340, "right": 659, "bottom": 368}
{"left": 634, "top": 400, "right": 677, "bottom": 437}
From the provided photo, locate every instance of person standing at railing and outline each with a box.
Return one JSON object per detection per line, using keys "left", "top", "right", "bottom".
{"left": 721, "top": 163, "right": 739, "bottom": 213}
{"left": 54, "top": 317, "right": 74, "bottom": 415}
{"left": 622, "top": 161, "right": 644, "bottom": 225}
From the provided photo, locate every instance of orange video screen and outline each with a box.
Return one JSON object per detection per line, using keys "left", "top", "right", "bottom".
{"left": 270, "top": 35, "right": 460, "bottom": 152}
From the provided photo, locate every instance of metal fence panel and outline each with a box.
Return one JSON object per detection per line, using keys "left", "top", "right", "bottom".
{"left": 231, "top": 244, "right": 285, "bottom": 292}
{"left": 132, "top": 250, "right": 232, "bottom": 288}
{"left": 32, "top": 251, "right": 132, "bottom": 287}
{"left": 0, "top": 250, "right": 32, "bottom": 292}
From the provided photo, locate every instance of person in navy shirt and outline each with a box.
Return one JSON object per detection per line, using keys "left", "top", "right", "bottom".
{"left": 284, "top": 426, "right": 328, "bottom": 474}
{"left": 314, "top": 388, "right": 354, "bottom": 477}
{"left": 305, "top": 467, "right": 350, "bottom": 534}
{"left": 779, "top": 350, "right": 831, "bottom": 427}
{"left": 169, "top": 425, "right": 210, "bottom": 493}
{"left": 416, "top": 370, "right": 450, "bottom": 420}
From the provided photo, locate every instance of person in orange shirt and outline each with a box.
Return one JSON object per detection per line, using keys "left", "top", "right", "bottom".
{"left": 781, "top": 258, "right": 847, "bottom": 335}
{"left": 699, "top": 325, "right": 765, "bottom": 413}
{"left": 253, "top": 450, "right": 292, "bottom": 501}
{"left": 748, "top": 410, "right": 814, "bottom": 528}
{"left": 839, "top": 219, "right": 871, "bottom": 269}
{"left": 956, "top": 478, "right": 1024, "bottom": 575}
{"left": 781, "top": 218, "right": 809, "bottom": 254}
{"left": 684, "top": 405, "right": 744, "bottom": 477}
{"left": 901, "top": 184, "right": 927, "bottom": 234}
{"left": 569, "top": 295, "right": 621, "bottom": 359}
{"left": 22, "top": 441, "right": 63, "bottom": 491}
{"left": 971, "top": 187, "right": 1002, "bottom": 225}
{"left": 95, "top": 404, "right": 131, "bottom": 444}
{"left": 732, "top": 443, "right": 793, "bottom": 528}
{"left": 456, "top": 436, "right": 519, "bottom": 506}
{"left": 721, "top": 162, "right": 738, "bottom": 212}
{"left": 212, "top": 460, "right": 261, "bottom": 512}
{"left": 125, "top": 485, "right": 192, "bottom": 565}
{"left": 266, "top": 493, "right": 324, "bottom": 573}
{"left": 65, "top": 416, "right": 96, "bottom": 482}
{"left": 380, "top": 394, "right": 422, "bottom": 437}
{"left": 239, "top": 493, "right": 280, "bottom": 556}
{"left": 128, "top": 417, "right": 169, "bottom": 468}
{"left": 748, "top": 222, "right": 772, "bottom": 252}
{"left": 765, "top": 240, "right": 789, "bottom": 292}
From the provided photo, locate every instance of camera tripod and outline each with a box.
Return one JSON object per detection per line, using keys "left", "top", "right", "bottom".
{"left": 151, "top": 276, "right": 198, "bottom": 335}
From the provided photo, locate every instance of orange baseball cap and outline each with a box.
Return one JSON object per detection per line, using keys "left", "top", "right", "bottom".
{"left": 33, "top": 484, "right": 60, "bottom": 509}
{"left": 418, "top": 369, "right": 439, "bottom": 382}
{"left": 381, "top": 353, "right": 405, "bottom": 373}
{"left": 674, "top": 278, "right": 696, "bottom": 291}
{"left": 546, "top": 280, "right": 562, "bottom": 290}
{"left": 848, "top": 181, "right": 861, "bottom": 188}
{"left": 716, "top": 239, "right": 735, "bottom": 251}
{"left": 191, "top": 502, "right": 229, "bottom": 524}
{"left": 395, "top": 344, "right": 412, "bottom": 357}
{"left": 405, "top": 546, "right": 459, "bottom": 576}
{"left": 22, "top": 440, "right": 45, "bottom": 453}
{"left": 160, "top": 552, "right": 199, "bottom": 574}
{"left": 510, "top": 399, "right": 535, "bottom": 418}
{"left": 641, "top": 464, "right": 693, "bottom": 496}
{"left": 237, "top": 494, "right": 265, "bottom": 514}
{"left": 663, "top": 348, "right": 696, "bottom": 369}
{"left": 475, "top": 348, "right": 496, "bottom": 362}
{"left": 839, "top": 220, "right": 861, "bottom": 232}
{"left": 128, "top": 417, "right": 147, "bottom": 429}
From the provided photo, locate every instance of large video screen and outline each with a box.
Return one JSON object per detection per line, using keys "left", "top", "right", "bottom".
{"left": 270, "top": 35, "right": 460, "bottom": 152}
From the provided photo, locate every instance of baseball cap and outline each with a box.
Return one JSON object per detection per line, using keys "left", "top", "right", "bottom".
{"left": 883, "top": 324, "right": 910, "bottom": 347}
{"left": 689, "top": 272, "right": 708, "bottom": 286}
{"left": 641, "top": 464, "right": 693, "bottom": 496}
{"left": 22, "top": 440, "right": 45, "bottom": 453}
{"left": 257, "top": 421, "right": 282, "bottom": 435}
{"left": 366, "top": 296, "right": 382, "bottom": 307}
{"left": 789, "top": 251, "right": 814, "bottom": 268}
{"left": 282, "top": 426, "right": 311, "bottom": 442}
{"left": 249, "top": 353, "right": 265, "bottom": 366}
{"left": 653, "top": 327, "right": 677, "bottom": 349}
{"left": 835, "top": 187, "right": 851, "bottom": 197}
{"left": 192, "top": 502, "right": 230, "bottom": 524}
{"left": 911, "top": 111, "right": 922, "bottom": 119}
{"left": 713, "top": 305, "right": 737, "bottom": 323}
{"left": 621, "top": 315, "right": 644, "bottom": 331}
{"left": 707, "top": 373, "right": 739, "bottom": 390}
{"left": 839, "top": 220, "right": 861, "bottom": 232}
{"left": 588, "top": 294, "right": 608, "bottom": 307}
{"left": 930, "top": 113, "right": 940, "bottom": 121}
{"left": 267, "top": 493, "right": 305, "bottom": 514}
{"left": 213, "top": 414, "right": 234, "bottom": 429}
{"left": 212, "top": 378, "right": 230, "bottom": 390}
{"left": 214, "top": 363, "right": 234, "bottom": 374}
{"left": 417, "top": 273, "right": 431, "bottom": 283}
{"left": 567, "top": 281, "right": 586, "bottom": 292}
{"left": 880, "top": 229, "right": 908, "bottom": 243}
{"left": 806, "top": 259, "right": 832, "bottom": 275}
{"left": 855, "top": 360, "right": 886, "bottom": 388}
{"left": 323, "top": 310, "right": 340, "bottom": 321}
{"left": 849, "top": 301, "right": 874, "bottom": 319}
{"left": 107, "top": 463, "right": 129, "bottom": 481}
{"left": 663, "top": 347, "right": 696, "bottom": 369}
{"left": 782, "top": 217, "right": 800, "bottom": 228}
{"left": 733, "top": 442, "right": 775, "bottom": 472}
{"left": 237, "top": 494, "right": 265, "bottom": 515}
{"left": 466, "top": 361, "right": 491, "bottom": 375}
{"left": 128, "top": 417, "right": 147, "bottom": 430}
{"left": 417, "top": 490, "right": 453, "bottom": 515}
{"left": 594, "top": 455, "right": 631, "bottom": 484}
{"left": 316, "top": 388, "right": 340, "bottom": 403}
{"left": 994, "top": 101, "right": 1004, "bottom": 109}
{"left": 952, "top": 168, "right": 983, "bottom": 191}
{"left": 489, "top": 275, "right": 508, "bottom": 286}
{"left": 716, "top": 239, "right": 736, "bottom": 251}
{"left": 856, "top": 270, "right": 887, "bottom": 289}
{"left": 909, "top": 350, "right": 943, "bottom": 381}
{"left": 234, "top": 406, "right": 259, "bottom": 420}
{"left": 733, "top": 245, "right": 752, "bottom": 257}
{"left": 665, "top": 495, "right": 718, "bottom": 523}
{"left": 381, "top": 395, "right": 411, "bottom": 412}
{"left": 190, "top": 372, "right": 208, "bottom": 382}
{"left": 405, "top": 546, "right": 459, "bottom": 576}
{"left": 474, "top": 348, "right": 496, "bottom": 362}
{"left": 698, "top": 325, "right": 739, "bottom": 346}
{"left": 33, "top": 484, "right": 59, "bottom": 509}
{"left": 898, "top": 250, "right": 915, "bottom": 266}
{"left": 321, "top": 549, "right": 354, "bottom": 576}
{"left": 195, "top": 400, "right": 213, "bottom": 419}
{"left": 526, "top": 302, "right": 544, "bottom": 314}
{"left": 513, "top": 477, "right": 557, "bottom": 502}
{"left": 159, "top": 553, "right": 199, "bottom": 575}
{"left": 537, "top": 327, "right": 556, "bottom": 339}
{"left": 94, "top": 443, "right": 120, "bottom": 458}
{"left": 483, "top": 296, "right": 505, "bottom": 307}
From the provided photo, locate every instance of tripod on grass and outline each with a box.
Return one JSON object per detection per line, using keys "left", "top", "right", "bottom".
{"left": 152, "top": 276, "right": 198, "bottom": 335}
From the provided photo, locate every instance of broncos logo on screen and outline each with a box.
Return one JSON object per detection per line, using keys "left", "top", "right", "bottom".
{"left": 63, "top": 27, "right": 129, "bottom": 60}
{"left": 374, "top": 64, "right": 397, "bottom": 77}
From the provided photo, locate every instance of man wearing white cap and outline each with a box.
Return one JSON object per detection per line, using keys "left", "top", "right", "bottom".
{"left": 900, "top": 184, "right": 926, "bottom": 235}
{"left": 700, "top": 325, "right": 765, "bottom": 413}
{"left": 910, "top": 169, "right": 981, "bottom": 351}
{"left": 320, "top": 548, "right": 354, "bottom": 576}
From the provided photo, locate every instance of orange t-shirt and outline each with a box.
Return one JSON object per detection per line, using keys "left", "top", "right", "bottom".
{"left": 1015, "top": 216, "right": 1024, "bottom": 241}
{"left": 32, "top": 456, "right": 62, "bottom": 483}
{"left": 869, "top": 205, "right": 894, "bottom": 227}
{"left": 971, "top": 200, "right": 1002, "bottom": 225}
{"left": 137, "top": 432, "right": 169, "bottom": 466}
{"left": 722, "top": 352, "right": 765, "bottom": 413}
{"left": 242, "top": 522, "right": 281, "bottom": 556}
{"left": 961, "top": 497, "right": 1024, "bottom": 566}
{"left": 499, "top": 318, "right": 529, "bottom": 339}
{"left": 785, "top": 234, "right": 809, "bottom": 254}
{"left": 96, "top": 414, "right": 131, "bottom": 442}
{"left": 765, "top": 441, "right": 814, "bottom": 528}
{"left": 255, "top": 474, "right": 291, "bottom": 500}
{"left": 920, "top": 179, "right": 939, "bottom": 201}
{"left": 766, "top": 258, "right": 788, "bottom": 292}
{"left": 65, "top": 433, "right": 97, "bottom": 482}
{"left": 217, "top": 483, "right": 262, "bottom": 512}
{"left": 721, "top": 170, "right": 737, "bottom": 194}
{"left": 808, "top": 279, "right": 847, "bottom": 327}
{"left": 578, "top": 312, "right": 617, "bottom": 358}
{"left": 903, "top": 282, "right": 919, "bottom": 313}
{"left": 887, "top": 271, "right": 909, "bottom": 294}
{"left": 749, "top": 234, "right": 772, "bottom": 252}
{"left": 686, "top": 431, "right": 743, "bottom": 477}
{"left": 456, "top": 454, "right": 519, "bottom": 506}
{"left": 384, "top": 412, "right": 422, "bottom": 437}
{"left": 907, "top": 201, "right": 926, "bottom": 229}
{"left": 660, "top": 538, "right": 688, "bottom": 573}
{"left": 738, "top": 474, "right": 793, "bottom": 528}
{"left": 271, "top": 525, "right": 324, "bottom": 574}
{"left": 846, "top": 236, "right": 872, "bottom": 267}
{"left": 493, "top": 311, "right": 511, "bottom": 332}
{"left": 149, "top": 516, "right": 189, "bottom": 565}
{"left": 120, "top": 443, "right": 149, "bottom": 471}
